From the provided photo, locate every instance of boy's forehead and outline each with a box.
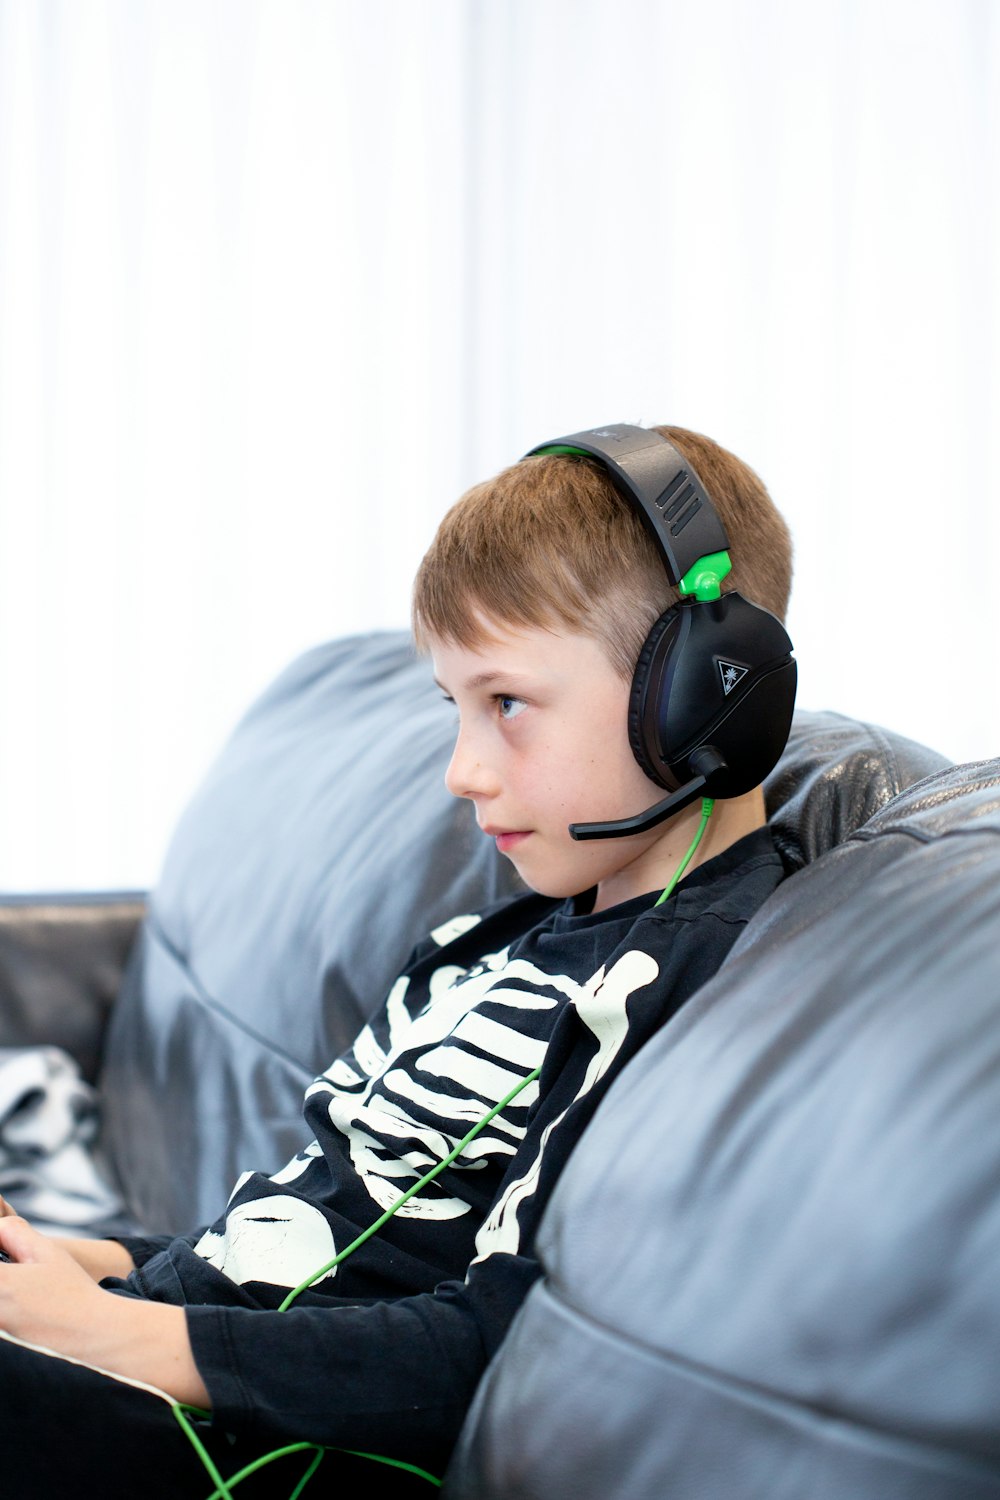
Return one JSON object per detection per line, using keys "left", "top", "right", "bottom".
{"left": 428, "top": 618, "right": 615, "bottom": 689}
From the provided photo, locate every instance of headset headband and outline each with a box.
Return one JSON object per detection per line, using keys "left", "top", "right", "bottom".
{"left": 526, "top": 423, "right": 730, "bottom": 590}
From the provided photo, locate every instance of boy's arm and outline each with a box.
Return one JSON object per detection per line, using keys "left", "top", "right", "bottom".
{"left": 0, "top": 1203, "right": 526, "bottom": 1470}
{"left": 183, "top": 1254, "right": 536, "bottom": 1469}
{"left": 55, "top": 1237, "right": 137, "bottom": 1280}
{"left": 0, "top": 1214, "right": 210, "bottom": 1408}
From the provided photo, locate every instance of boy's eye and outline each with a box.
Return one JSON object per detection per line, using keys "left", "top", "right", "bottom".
{"left": 497, "top": 695, "right": 526, "bottom": 720}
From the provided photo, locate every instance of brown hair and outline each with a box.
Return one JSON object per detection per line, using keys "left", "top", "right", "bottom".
{"left": 412, "top": 424, "right": 793, "bottom": 680}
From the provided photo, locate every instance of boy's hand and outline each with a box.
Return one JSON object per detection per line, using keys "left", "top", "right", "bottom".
{"left": 0, "top": 1214, "right": 210, "bottom": 1408}
{"left": 0, "top": 1193, "right": 135, "bottom": 1280}
{"left": 0, "top": 1212, "right": 110, "bottom": 1344}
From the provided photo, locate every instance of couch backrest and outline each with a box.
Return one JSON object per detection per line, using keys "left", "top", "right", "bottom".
{"left": 98, "top": 631, "right": 949, "bottom": 1232}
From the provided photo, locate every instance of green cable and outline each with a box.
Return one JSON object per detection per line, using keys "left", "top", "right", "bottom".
{"left": 286, "top": 1448, "right": 325, "bottom": 1500}
{"left": 174, "top": 1401, "right": 443, "bottom": 1498}
{"left": 170, "top": 1403, "right": 326, "bottom": 1500}
{"left": 172, "top": 1403, "right": 234, "bottom": 1499}
{"left": 654, "top": 798, "right": 715, "bottom": 906}
{"left": 338, "top": 1449, "right": 443, "bottom": 1488}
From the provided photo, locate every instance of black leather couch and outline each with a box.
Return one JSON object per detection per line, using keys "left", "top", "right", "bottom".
{"left": 2, "top": 631, "right": 998, "bottom": 1497}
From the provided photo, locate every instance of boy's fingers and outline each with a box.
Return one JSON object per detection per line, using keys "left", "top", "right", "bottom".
{"left": 0, "top": 1213, "right": 49, "bottom": 1265}
{"left": 0, "top": 1212, "right": 26, "bottom": 1259}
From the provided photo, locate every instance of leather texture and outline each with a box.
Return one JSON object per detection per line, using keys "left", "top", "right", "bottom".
{"left": 763, "top": 709, "right": 952, "bottom": 869}
{"left": 444, "top": 756, "right": 1000, "bottom": 1499}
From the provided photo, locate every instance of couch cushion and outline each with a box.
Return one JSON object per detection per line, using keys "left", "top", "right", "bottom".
{"left": 97, "top": 630, "right": 950, "bottom": 1233}
{"left": 445, "top": 758, "right": 1000, "bottom": 1499}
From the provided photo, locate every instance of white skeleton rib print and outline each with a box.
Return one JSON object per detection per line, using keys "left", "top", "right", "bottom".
{"left": 279, "top": 940, "right": 562, "bottom": 1219}
{"left": 196, "top": 917, "right": 660, "bottom": 1288}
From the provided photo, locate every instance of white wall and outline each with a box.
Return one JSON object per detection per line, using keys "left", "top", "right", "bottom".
{"left": 0, "top": 0, "right": 997, "bottom": 889}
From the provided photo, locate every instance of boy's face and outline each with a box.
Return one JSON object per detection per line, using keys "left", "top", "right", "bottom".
{"left": 431, "top": 619, "right": 682, "bottom": 911}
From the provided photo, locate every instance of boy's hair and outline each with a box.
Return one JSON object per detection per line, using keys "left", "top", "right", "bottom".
{"left": 412, "top": 424, "right": 793, "bottom": 681}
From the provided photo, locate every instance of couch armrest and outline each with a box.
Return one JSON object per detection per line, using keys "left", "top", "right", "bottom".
{"left": 0, "top": 894, "right": 146, "bottom": 1083}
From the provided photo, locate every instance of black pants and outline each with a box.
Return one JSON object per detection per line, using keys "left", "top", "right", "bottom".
{"left": 0, "top": 1336, "right": 438, "bottom": 1500}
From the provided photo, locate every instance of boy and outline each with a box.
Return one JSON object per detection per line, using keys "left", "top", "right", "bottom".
{"left": 0, "top": 423, "right": 792, "bottom": 1496}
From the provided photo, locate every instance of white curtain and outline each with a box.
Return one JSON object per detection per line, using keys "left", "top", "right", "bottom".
{"left": 1, "top": 0, "right": 997, "bottom": 889}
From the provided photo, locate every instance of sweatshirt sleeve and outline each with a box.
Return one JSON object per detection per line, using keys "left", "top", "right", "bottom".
{"left": 185, "top": 1253, "right": 540, "bottom": 1477}
{"left": 112, "top": 1230, "right": 205, "bottom": 1268}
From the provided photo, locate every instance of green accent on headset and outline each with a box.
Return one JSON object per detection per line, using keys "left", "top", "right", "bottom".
{"left": 678, "top": 549, "right": 732, "bottom": 602}
{"left": 532, "top": 443, "right": 591, "bottom": 457}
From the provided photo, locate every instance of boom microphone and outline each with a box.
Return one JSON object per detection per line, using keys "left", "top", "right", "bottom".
{"left": 569, "top": 747, "right": 728, "bottom": 841}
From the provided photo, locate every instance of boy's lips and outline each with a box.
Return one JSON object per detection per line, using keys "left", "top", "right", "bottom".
{"left": 482, "top": 826, "right": 532, "bottom": 854}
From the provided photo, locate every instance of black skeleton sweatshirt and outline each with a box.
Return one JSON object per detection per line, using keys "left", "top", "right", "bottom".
{"left": 115, "top": 826, "right": 784, "bottom": 1478}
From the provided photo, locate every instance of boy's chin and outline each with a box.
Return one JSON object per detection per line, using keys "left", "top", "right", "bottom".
{"left": 508, "top": 855, "right": 594, "bottom": 903}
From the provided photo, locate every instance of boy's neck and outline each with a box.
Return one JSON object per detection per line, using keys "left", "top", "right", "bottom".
{"left": 591, "top": 786, "right": 767, "bottom": 913}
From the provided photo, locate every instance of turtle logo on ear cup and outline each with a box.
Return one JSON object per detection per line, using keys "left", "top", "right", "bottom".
{"left": 718, "top": 660, "right": 748, "bottom": 696}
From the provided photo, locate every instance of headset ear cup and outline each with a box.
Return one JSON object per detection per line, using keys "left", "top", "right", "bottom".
{"left": 628, "top": 606, "right": 683, "bottom": 789}
{"left": 629, "top": 594, "right": 797, "bottom": 799}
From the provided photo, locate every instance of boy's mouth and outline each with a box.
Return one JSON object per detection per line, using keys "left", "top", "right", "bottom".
{"left": 483, "top": 827, "right": 531, "bottom": 854}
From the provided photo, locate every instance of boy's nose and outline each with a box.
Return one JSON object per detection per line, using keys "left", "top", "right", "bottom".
{"left": 444, "top": 728, "right": 496, "bottom": 802}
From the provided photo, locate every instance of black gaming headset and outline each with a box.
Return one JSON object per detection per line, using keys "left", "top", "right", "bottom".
{"left": 525, "top": 424, "right": 796, "bottom": 840}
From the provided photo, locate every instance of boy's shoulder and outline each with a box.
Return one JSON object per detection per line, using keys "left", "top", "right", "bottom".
{"left": 557, "top": 823, "right": 785, "bottom": 983}
{"left": 663, "top": 823, "right": 785, "bottom": 928}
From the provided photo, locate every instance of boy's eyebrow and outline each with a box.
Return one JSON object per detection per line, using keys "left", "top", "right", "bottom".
{"left": 433, "top": 671, "right": 530, "bottom": 694}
